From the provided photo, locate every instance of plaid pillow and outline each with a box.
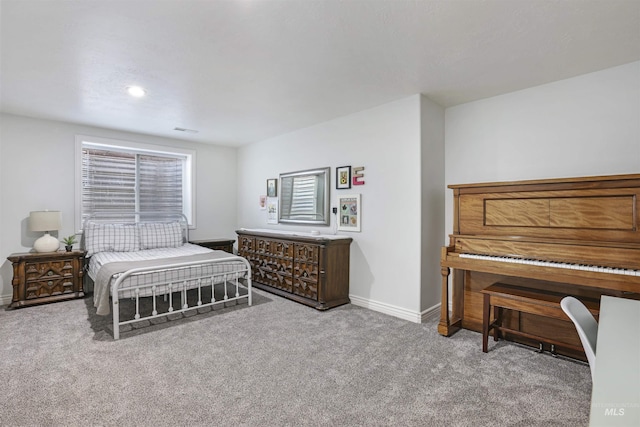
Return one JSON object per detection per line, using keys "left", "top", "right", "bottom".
{"left": 84, "top": 223, "right": 140, "bottom": 257}
{"left": 139, "top": 222, "right": 183, "bottom": 249}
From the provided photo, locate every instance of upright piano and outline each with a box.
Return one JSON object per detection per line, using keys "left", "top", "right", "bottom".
{"left": 439, "top": 173, "right": 640, "bottom": 357}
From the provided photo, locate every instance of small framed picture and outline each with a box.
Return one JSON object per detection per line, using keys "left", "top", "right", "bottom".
{"left": 337, "top": 194, "right": 361, "bottom": 232}
{"left": 336, "top": 166, "right": 351, "bottom": 189}
{"left": 266, "top": 197, "right": 278, "bottom": 224}
{"left": 267, "top": 178, "right": 277, "bottom": 197}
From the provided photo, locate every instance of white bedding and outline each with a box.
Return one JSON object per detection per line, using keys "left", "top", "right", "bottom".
{"left": 90, "top": 244, "right": 249, "bottom": 315}
{"left": 88, "top": 243, "right": 212, "bottom": 280}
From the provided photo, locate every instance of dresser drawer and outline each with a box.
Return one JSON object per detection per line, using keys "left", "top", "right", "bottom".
{"left": 25, "top": 259, "right": 74, "bottom": 281}
{"left": 294, "top": 243, "right": 319, "bottom": 263}
{"left": 293, "top": 277, "right": 318, "bottom": 300}
{"left": 295, "top": 262, "right": 319, "bottom": 282}
{"left": 238, "top": 236, "right": 255, "bottom": 252}
{"left": 26, "top": 277, "right": 74, "bottom": 299}
{"left": 255, "top": 267, "right": 293, "bottom": 292}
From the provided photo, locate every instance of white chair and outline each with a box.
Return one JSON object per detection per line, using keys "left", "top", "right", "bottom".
{"left": 560, "top": 296, "right": 598, "bottom": 380}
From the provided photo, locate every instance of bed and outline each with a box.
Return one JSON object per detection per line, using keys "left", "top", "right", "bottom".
{"left": 83, "top": 212, "right": 252, "bottom": 339}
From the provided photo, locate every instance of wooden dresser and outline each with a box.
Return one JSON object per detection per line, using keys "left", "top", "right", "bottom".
{"left": 7, "top": 250, "right": 86, "bottom": 308}
{"left": 236, "top": 229, "right": 352, "bottom": 310}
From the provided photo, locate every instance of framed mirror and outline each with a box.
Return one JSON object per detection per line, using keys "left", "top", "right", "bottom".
{"left": 279, "top": 167, "right": 330, "bottom": 225}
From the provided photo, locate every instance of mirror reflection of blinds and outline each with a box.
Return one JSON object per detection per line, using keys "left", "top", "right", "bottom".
{"left": 281, "top": 176, "right": 320, "bottom": 220}
{"left": 82, "top": 148, "right": 183, "bottom": 222}
{"left": 281, "top": 177, "right": 294, "bottom": 216}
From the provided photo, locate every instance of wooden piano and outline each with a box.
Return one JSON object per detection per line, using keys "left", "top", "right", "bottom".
{"left": 439, "top": 173, "right": 640, "bottom": 358}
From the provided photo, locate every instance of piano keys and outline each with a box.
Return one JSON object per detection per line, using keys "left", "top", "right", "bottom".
{"left": 459, "top": 253, "right": 640, "bottom": 277}
{"left": 439, "top": 173, "right": 640, "bottom": 358}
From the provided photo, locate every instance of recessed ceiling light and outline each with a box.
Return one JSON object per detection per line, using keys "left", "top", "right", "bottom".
{"left": 127, "top": 86, "right": 146, "bottom": 97}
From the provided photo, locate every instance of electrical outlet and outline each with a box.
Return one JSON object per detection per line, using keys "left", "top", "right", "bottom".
{"left": 332, "top": 207, "right": 337, "bottom": 214}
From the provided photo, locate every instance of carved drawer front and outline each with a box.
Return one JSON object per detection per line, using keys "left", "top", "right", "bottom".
{"left": 270, "top": 240, "right": 293, "bottom": 258}
{"left": 293, "top": 277, "right": 318, "bottom": 300}
{"left": 271, "top": 272, "right": 293, "bottom": 292}
{"left": 238, "top": 236, "right": 254, "bottom": 253}
{"left": 255, "top": 267, "right": 292, "bottom": 292}
{"left": 26, "top": 278, "right": 74, "bottom": 299}
{"left": 256, "top": 254, "right": 293, "bottom": 275}
{"left": 255, "top": 238, "right": 272, "bottom": 254}
{"left": 24, "top": 259, "right": 75, "bottom": 299}
{"left": 294, "top": 244, "right": 319, "bottom": 263}
{"left": 295, "top": 262, "right": 319, "bottom": 282}
{"left": 25, "top": 259, "right": 73, "bottom": 281}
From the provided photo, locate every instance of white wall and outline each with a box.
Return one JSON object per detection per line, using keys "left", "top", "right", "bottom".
{"left": 445, "top": 61, "right": 640, "bottom": 239}
{"left": 4, "top": 61, "right": 634, "bottom": 318}
{"left": 0, "top": 113, "right": 238, "bottom": 304}
{"left": 420, "top": 96, "right": 445, "bottom": 313}
{"left": 237, "top": 95, "right": 442, "bottom": 320}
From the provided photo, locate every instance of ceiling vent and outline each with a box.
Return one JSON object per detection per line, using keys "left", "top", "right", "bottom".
{"left": 173, "top": 127, "right": 199, "bottom": 134}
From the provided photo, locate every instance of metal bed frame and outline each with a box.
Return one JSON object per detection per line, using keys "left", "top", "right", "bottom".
{"left": 83, "top": 212, "right": 252, "bottom": 339}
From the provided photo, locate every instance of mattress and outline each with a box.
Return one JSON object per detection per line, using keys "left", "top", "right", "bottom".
{"left": 90, "top": 244, "right": 249, "bottom": 315}
{"left": 87, "top": 243, "right": 213, "bottom": 280}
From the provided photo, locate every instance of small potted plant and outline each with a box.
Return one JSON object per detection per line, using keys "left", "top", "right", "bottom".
{"left": 62, "top": 235, "right": 77, "bottom": 252}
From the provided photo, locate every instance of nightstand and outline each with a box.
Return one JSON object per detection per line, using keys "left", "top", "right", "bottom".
{"left": 189, "top": 238, "right": 235, "bottom": 254}
{"left": 7, "top": 250, "right": 86, "bottom": 308}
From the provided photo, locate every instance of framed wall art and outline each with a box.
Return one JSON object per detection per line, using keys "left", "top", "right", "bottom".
{"left": 337, "top": 193, "right": 361, "bottom": 232}
{"left": 267, "top": 178, "right": 277, "bottom": 197}
{"left": 266, "top": 197, "right": 278, "bottom": 224}
{"left": 336, "top": 166, "right": 351, "bottom": 189}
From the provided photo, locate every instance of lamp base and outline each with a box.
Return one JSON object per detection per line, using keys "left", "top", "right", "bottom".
{"left": 33, "top": 233, "right": 60, "bottom": 253}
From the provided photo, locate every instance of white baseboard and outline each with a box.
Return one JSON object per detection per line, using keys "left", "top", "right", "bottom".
{"left": 0, "top": 294, "right": 13, "bottom": 307}
{"left": 349, "top": 294, "right": 440, "bottom": 324}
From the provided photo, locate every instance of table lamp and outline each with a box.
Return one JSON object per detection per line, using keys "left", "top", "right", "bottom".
{"left": 29, "top": 210, "right": 62, "bottom": 252}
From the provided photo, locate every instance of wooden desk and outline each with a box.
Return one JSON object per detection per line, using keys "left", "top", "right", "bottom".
{"left": 589, "top": 296, "right": 640, "bottom": 426}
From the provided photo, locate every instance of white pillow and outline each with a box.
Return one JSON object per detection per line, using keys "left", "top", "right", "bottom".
{"left": 139, "top": 222, "right": 183, "bottom": 249}
{"left": 84, "top": 223, "right": 140, "bottom": 257}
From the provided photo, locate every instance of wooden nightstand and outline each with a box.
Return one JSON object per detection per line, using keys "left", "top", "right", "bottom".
{"left": 189, "top": 238, "right": 235, "bottom": 254}
{"left": 7, "top": 250, "right": 86, "bottom": 308}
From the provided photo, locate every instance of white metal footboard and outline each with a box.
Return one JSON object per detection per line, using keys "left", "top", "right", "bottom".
{"left": 110, "top": 257, "right": 252, "bottom": 340}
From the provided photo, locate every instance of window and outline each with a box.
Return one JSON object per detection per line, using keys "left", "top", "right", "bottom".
{"left": 75, "top": 136, "right": 195, "bottom": 230}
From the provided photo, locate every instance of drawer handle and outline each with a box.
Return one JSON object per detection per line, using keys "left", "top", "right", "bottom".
{"left": 48, "top": 281, "right": 53, "bottom": 286}
{"left": 47, "top": 271, "right": 53, "bottom": 276}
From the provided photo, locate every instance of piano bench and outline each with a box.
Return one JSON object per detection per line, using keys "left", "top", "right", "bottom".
{"left": 481, "top": 283, "right": 599, "bottom": 353}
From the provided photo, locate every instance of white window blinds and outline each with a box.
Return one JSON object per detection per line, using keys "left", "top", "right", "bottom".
{"left": 81, "top": 147, "right": 184, "bottom": 223}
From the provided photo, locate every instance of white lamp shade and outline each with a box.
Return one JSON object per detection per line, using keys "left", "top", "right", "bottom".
{"left": 30, "top": 211, "right": 62, "bottom": 252}
{"left": 29, "top": 211, "right": 62, "bottom": 232}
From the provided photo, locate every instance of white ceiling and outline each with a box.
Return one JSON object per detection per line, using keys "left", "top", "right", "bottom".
{"left": 1, "top": 0, "right": 639, "bottom": 147}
